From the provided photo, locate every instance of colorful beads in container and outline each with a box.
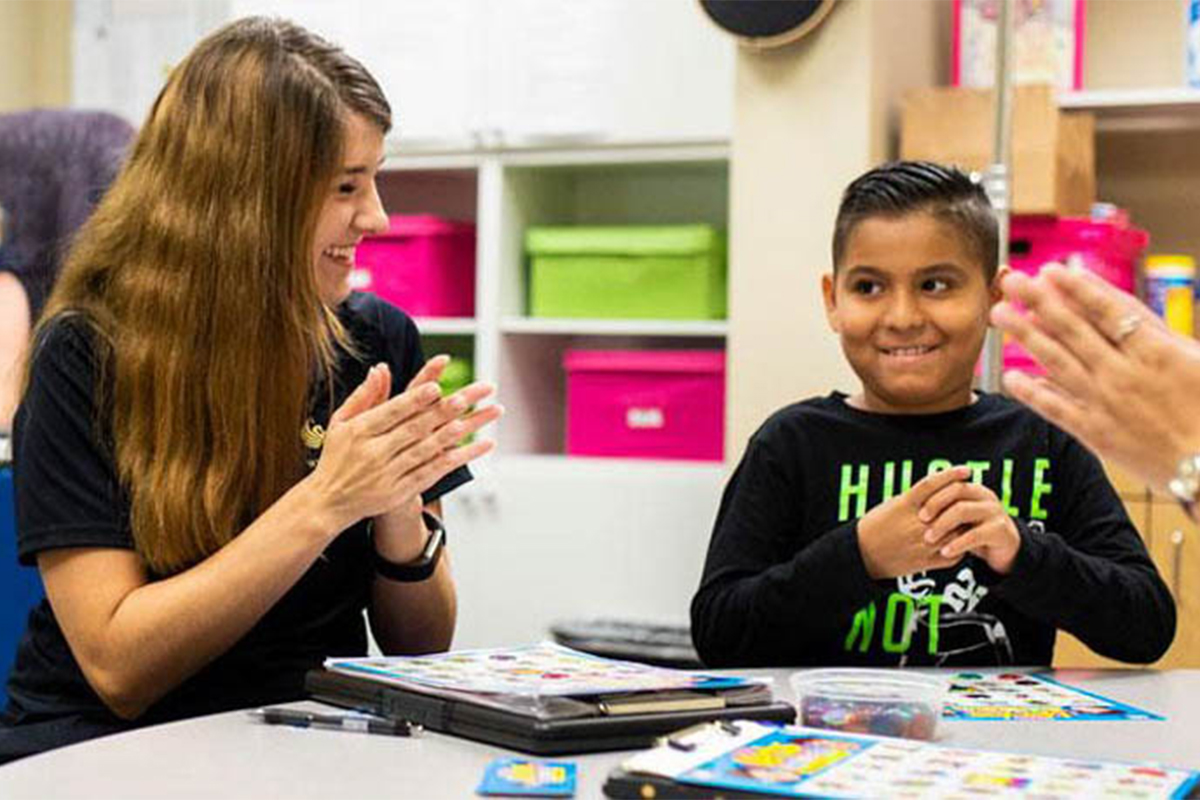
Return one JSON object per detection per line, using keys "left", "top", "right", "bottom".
{"left": 789, "top": 669, "right": 946, "bottom": 741}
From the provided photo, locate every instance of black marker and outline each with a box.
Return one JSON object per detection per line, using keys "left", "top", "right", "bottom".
{"left": 250, "top": 707, "right": 421, "bottom": 737}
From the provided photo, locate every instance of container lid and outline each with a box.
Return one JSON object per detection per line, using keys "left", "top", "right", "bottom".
{"left": 1145, "top": 254, "right": 1196, "bottom": 277}
{"left": 375, "top": 214, "right": 475, "bottom": 238}
{"left": 1009, "top": 215, "right": 1149, "bottom": 256}
{"left": 789, "top": 669, "right": 946, "bottom": 703}
{"left": 563, "top": 349, "right": 725, "bottom": 374}
{"left": 526, "top": 225, "right": 719, "bottom": 256}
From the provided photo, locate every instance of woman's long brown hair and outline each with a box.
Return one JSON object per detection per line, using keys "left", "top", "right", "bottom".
{"left": 33, "top": 17, "right": 392, "bottom": 575}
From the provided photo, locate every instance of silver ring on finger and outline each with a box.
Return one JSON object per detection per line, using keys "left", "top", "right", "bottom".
{"left": 1112, "top": 313, "right": 1142, "bottom": 346}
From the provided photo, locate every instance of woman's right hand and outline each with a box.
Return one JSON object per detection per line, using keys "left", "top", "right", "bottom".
{"left": 307, "top": 362, "right": 501, "bottom": 534}
{"left": 992, "top": 264, "right": 1200, "bottom": 492}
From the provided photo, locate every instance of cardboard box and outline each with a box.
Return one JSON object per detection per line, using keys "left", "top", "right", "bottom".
{"left": 900, "top": 84, "right": 1095, "bottom": 216}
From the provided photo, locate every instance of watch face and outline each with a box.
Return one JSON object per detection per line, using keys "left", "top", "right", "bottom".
{"left": 1171, "top": 455, "right": 1200, "bottom": 503}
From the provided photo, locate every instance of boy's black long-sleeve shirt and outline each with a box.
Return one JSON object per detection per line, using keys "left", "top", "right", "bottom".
{"left": 691, "top": 392, "right": 1176, "bottom": 668}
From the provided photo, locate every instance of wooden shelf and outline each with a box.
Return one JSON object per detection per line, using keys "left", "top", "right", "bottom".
{"left": 500, "top": 317, "right": 727, "bottom": 337}
{"left": 1059, "top": 88, "right": 1200, "bottom": 131}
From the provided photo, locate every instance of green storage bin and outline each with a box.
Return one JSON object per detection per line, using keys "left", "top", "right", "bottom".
{"left": 525, "top": 224, "right": 727, "bottom": 320}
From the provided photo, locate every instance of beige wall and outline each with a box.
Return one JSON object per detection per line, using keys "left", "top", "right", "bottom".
{"left": 1086, "top": 0, "right": 1184, "bottom": 89}
{"left": 726, "top": 0, "right": 945, "bottom": 459}
{"left": 1085, "top": 1, "right": 1200, "bottom": 273}
{"left": 0, "top": 0, "right": 72, "bottom": 111}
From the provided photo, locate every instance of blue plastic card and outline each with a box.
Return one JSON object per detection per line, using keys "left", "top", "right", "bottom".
{"left": 476, "top": 757, "right": 577, "bottom": 797}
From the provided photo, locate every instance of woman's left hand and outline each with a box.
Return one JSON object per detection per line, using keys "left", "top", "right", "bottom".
{"left": 331, "top": 356, "right": 458, "bottom": 562}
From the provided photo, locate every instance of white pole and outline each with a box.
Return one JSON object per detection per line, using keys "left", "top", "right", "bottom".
{"left": 981, "top": 0, "right": 1014, "bottom": 393}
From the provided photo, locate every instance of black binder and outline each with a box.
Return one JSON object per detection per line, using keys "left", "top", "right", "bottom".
{"left": 304, "top": 668, "right": 795, "bottom": 755}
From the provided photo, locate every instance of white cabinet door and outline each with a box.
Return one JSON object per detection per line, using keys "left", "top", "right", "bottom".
{"left": 72, "top": 0, "right": 230, "bottom": 125}
{"left": 485, "top": 0, "right": 734, "bottom": 147}
{"left": 443, "top": 457, "right": 726, "bottom": 649}
{"left": 91, "top": 0, "right": 733, "bottom": 148}
{"left": 228, "top": 0, "right": 486, "bottom": 151}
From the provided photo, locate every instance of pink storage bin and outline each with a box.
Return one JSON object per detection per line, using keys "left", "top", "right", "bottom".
{"left": 1003, "top": 214, "right": 1148, "bottom": 375}
{"left": 354, "top": 214, "right": 476, "bottom": 317}
{"left": 564, "top": 349, "right": 725, "bottom": 462}
{"left": 1009, "top": 215, "right": 1145, "bottom": 292}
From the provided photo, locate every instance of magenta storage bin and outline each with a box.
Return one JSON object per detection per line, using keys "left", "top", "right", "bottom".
{"left": 1004, "top": 215, "right": 1148, "bottom": 375}
{"left": 354, "top": 214, "right": 476, "bottom": 317}
{"left": 564, "top": 349, "right": 725, "bottom": 462}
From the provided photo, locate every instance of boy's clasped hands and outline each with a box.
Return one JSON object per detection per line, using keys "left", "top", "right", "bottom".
{"left": 856, "top": 465, "right": 1021, "bottom": 580}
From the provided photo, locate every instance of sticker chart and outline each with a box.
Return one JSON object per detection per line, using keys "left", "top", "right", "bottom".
{"left": 943, "top": 672, "right": 1163, "bottom": 721}
{"left": 326, "top": 643, "right": 756, "bottom": 696}
{"left": 620, "top": 722, "right": 1200, "bottom": 799}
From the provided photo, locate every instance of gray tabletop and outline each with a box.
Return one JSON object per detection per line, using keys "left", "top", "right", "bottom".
{"left": 1, "top": 668, "right": 1198, "bottom": 799}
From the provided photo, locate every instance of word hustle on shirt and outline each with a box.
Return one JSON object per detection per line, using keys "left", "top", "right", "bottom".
{"left": 837, "top": 458, "right": 1053, "bottom": 523}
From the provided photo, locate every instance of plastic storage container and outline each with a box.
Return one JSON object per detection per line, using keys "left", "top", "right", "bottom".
{"left": 526, "top": 225, "right": 726, "bottom": 320}
{"left": 1004, "top": 214, "right": 1149, "bottom": 374}
{"left": 1189, "top": 0, "right": 1200, "bottom": 89}
{"left": 1145, "top": 254, "right": 1196, "bottom": 337}
{"left": 354, "top": 214, "right": 476, "bottom": 317}
{"left": 563, "top": 349, "right": 725, "bottom": 462}
{"left": 790, "top": 669, "right": 947, "bottom": 741}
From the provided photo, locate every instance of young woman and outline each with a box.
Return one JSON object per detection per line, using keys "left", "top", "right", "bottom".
{"left": 0, "top": 17, "right": 501, "bottom": 762}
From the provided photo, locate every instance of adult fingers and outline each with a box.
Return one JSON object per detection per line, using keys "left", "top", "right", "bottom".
{"left": 1044, "top": 264, "right": 1163, "bottom": 348}
{"left": 357, "top": 381, "right": 443, "bottom": 436}
{"left": 391, "top": 402, "right": 504, "bottom": 468}
{"left": 376, "top": 382, "right": 498, "bottom": 461}
{"left": 331, "top": 364, "right": 388, "bottom": 424}
{"left": 1001, "top": 370, "right": 1095, "bottom": 446}
{"left": 992, "top": 281, "right": 1094, "bottom": 398}
{"left": 1000, "top": 269, "right": 1122, "bottom": 372}
{"left": 406, "top": 354, "right": 451, "bottom": 392}
{"left": 395, "top": 438, "right": 497, "bottom": 500}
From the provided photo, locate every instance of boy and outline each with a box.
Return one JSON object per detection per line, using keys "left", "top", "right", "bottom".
{"left": 691, "top": 161, "right": 1175, "bottom": 668}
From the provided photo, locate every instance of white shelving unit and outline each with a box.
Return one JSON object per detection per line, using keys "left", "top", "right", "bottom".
{"left": 390, "top": 144, "right": 731, "bottom": 460}
{"left": 377, "top": 142, "right": 731, "bottom": 648}
{"left": 413, "top": 317, "right": 477, "bottom": 336}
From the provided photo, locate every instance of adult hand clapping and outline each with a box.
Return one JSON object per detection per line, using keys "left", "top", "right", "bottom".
{"left": 991, "top": 263, "right": 1200, "bottom": 495}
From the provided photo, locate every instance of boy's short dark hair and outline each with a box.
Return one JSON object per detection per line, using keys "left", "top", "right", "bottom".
{"left": 832, "top": 161, "right": 999, "bottom": 281}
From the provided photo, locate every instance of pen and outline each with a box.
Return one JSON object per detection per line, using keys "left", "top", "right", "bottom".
{"left": 249, "top": 707, "right": 421, "bottom": 737}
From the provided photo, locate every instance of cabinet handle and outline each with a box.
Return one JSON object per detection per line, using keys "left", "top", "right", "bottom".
{"left": 1171, "top": 529, "right": 1185, "bottom": 597}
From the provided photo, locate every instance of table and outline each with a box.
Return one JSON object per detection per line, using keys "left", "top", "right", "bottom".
{"left": 1, "top": 669, "right": 1198, "bottom": 798}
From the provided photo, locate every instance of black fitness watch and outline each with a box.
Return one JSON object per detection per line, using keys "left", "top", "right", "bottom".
{"left": 373, "top": 511, "right": 446, "bottom": 582}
